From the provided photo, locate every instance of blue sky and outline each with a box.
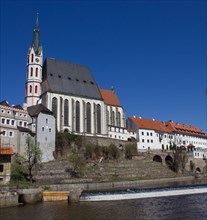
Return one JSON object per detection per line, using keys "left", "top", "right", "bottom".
{"left": 0, "top": 0, "right": 206, "bottom": 132}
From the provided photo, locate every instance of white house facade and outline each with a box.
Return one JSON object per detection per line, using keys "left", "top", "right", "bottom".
{"left": 127, "top": 117, "right": 207, "bottom": 152}
{"left": 28, "top": 104, "right": 56, "bottom": 162}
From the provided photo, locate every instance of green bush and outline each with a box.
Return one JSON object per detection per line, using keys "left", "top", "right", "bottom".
{"left": 11, "top": 154, "right": 28, "bottom": 182}
{"left": 108, "top": 144, "right": 120, "bottom": 160}
{"left": 125, "top": 143, "right": 137, "bottom": 159}
{"left": 56, "top": 132, "right": 82, "bottom": 149}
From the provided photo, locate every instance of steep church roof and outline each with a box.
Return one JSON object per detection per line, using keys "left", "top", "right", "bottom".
{"left": 99, "top": 88, "right": 121, "bottom": 107}
{"left": 42, "top": 58, "right": 103, "bottom": 100}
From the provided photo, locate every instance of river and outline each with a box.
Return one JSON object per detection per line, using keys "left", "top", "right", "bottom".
{"left": 1, "top": 188, "right": 207, "bottom": 220}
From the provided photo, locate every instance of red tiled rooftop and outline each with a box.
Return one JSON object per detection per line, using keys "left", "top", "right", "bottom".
{"left": 99, "top": 88, "right": 121, "bottom": 107}
{"left": 166, "top": 121, "right": 206, "bottom": 137}
{"left": 0, "top": 147, "right": 14, "bottom": 155}
{"left": 130, "top": 117, "right": 171, "bottom": 133}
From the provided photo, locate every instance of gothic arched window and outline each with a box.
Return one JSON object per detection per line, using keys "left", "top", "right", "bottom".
{"left": 112, "top": 111, "right": 115, "bottom": 126}
{"left": 30, "top": 67, "right": 33, "bottom": 77}
{"left": 31, "top": 54, "right": 34, "bottom": 63}
{"left": 29, "top": 85, "right": 32, "bottom": 93}
{"left": 86, "top": 102, "right": 91, "bottom": 133}
{"left": 64, "top": 99, "right": 69, "bottom": 126}
{"left": 117, "top": 112, "right": 121, "bottom": 127}
{"left": 52, "top": 97, "right": 58, "bottom": 119}
{"left": 76, "top": 101, "right": 80, "bottom": 132}
{"left": 97, "top": 104, "right": 101, "bottom": 134}
{"left": 36, "top": 68, "right": 38, "bottom": 77}
{"left": 106, "top": 110, "right": 109, "bottom": 125}
{"left": 35, "top": 85, "right": 38, "bottom": 94}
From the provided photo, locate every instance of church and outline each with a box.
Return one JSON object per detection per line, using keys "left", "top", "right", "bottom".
{"left": 23, "top": 15, "right": 207, "bottom": 153}
{"left": 24, "top": 16, "right": 130, "bottom": 140}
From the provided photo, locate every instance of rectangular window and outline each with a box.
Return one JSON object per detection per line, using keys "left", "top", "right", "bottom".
{"left": 1, "top": 118, "right": 5, "bottom": 124}
{"left": 9, "top": 131, "right": 13, "bottom": 137}
{"left": 0, "top": 165, "right": 3, "bottom": 172}
{"left": 1, "top": 131, "right": 6, "bottom": 136}
{"left": 49, "top": 128, "right": 52, "bottom": 132}
{"left": 142, "top": 139, "right": 144, "bottom": 143}
{"left": 141, "top": 132, "right": 144, "bottom": 135}
{"left": 46, "top": 119, "right": 48, "bottom": 124}
{"left": 6, "top": 119, "right": 10, "bottom": 125}
{"left": 42, "top": 127, "right": 44, "bottom": 131}
{"left": 147, "top": 132, "right": 149, "bottom": 136}
{"left": 150, "top": 133, "right": 152, "bottom": 136}
{"left": 11, "top": 120, "right": 15, "bottom": 125}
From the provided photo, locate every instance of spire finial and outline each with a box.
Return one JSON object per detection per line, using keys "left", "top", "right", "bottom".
{"left": 32, "top": 12, "right": 41, "bottom": 54}
{"left": 35, "top": 12, "right": 39, "bottom": 30}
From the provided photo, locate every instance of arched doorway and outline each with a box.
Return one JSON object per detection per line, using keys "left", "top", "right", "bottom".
{"left": 165, "top": 155, "right": 174, "bottom": 170}
{"left": 195, "top": 167, "right": 201, "bottom": 173}
{"left": 165, "top": 155, "right": 173, "bottom": 165}
{"left": 153, "top": 155, "right": 162, "bottom": 163}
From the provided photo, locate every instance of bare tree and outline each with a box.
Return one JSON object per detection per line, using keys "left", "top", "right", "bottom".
{"left": 25, "top": 137, "right": 42, "bottom": 182}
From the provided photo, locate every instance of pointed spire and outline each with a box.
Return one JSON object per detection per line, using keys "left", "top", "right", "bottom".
{"left": 35, "top": 12, "right": 39, "bottom": 31}
{"left": 32, "top": 12, "right": 42, "bottom": 55}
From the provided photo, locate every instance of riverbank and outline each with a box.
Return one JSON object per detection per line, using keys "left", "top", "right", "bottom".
{"left": 1, "top": 175, "right": 207, "bottom": 207}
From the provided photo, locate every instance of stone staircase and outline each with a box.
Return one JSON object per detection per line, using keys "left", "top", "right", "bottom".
{"left": 33, "top": 158, "right": 177, "bottom": 184}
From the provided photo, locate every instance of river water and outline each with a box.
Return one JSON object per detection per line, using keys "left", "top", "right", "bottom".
{"left": 1, "top": 190, "right": 207, "bottom": 220}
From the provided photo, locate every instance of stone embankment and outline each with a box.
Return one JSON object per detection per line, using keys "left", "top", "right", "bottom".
{"left": 32, "top": 157, "right": 180, "bottom": 184}
{"left": 0, "top": 188, "right": 42, "bottom": 208}
{"left": 1, "top": 175, "right": 206, "bottom": 207}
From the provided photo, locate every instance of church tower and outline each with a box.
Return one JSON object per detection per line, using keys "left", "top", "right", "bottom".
{"left": 25, "top": 14, "right": 43, "bottom": 107}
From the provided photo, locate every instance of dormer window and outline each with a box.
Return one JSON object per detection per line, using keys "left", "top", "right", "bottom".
{"left": 58, "top": 75, "right": 61, "bottom": 78}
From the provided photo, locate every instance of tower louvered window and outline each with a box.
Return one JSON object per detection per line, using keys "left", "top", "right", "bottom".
{"left": 30, "top": 67, "right": 33, "bottom": 77}
{"left": 36, "top": 68, "right": 38, "bottom": 77}
{"left": 35, "top": 85, "right": 38, "bottom": 93}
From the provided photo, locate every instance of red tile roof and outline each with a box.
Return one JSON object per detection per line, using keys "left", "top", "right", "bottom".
{"left": 99, "top": 88, "right": 121, "bottom": 107}
{"left": 166, "top": 121, "right": 206, "bottom": 137}
{"left": 130, "top": 117, "right": 171, "bottom": 133}
{"left": 0, "top": 147, "right": 14, "bottom": 155}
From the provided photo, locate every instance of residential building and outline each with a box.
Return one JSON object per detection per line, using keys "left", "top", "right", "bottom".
{"left": 27, "top": 104, "right": 56, "bottom": 162}
{"left": 127, "top": 116, "right": 173, "bottom": 151}
{"left": 0, "top": 146, "right": 14, "bottom": 184}
{"left": 127, "top": 117, "right": 207, "bottom": 151}
{"left": 165, "top": 120, "right": 207, "bottom": 149}
{"left": 0, "top": 101, "right": 33, "bottom": 155}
